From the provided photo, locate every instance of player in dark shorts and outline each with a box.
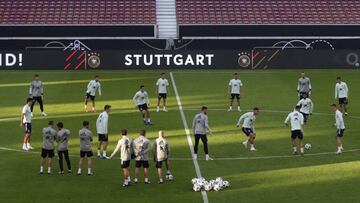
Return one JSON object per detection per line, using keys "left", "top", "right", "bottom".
{"left": 77, "top": 121, "right": 94, "bottom": 176}
{"left": 39, "top": 121, "right": 57, "bottom": 174}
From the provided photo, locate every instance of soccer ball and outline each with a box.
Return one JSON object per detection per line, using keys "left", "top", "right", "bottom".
{"left": 213, "top": 184, "right": 221, "bottom": 191}
{"left": 223, "top": 181, "right": 230, "bottom": 188}
{"left": 166, "top": 174, "right": 174, "bottom": 181}
{"left": 191, "top": 178, "right": 198, "bottom": 185}
{"left": 204, "top": 183, "right": 212, "bottom": 191}
{"left": 193, "top": 184, "right": 201, "bottom": 192}
{"left": 305, "top": 143, "right": 312, "bottom": 150}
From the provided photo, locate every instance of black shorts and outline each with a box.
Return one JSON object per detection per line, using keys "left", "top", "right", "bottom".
{"left": 336, "top": 129, "right": 345, "bottom": 138}
{"left": 41, "top": 148, "right": 55, "bottom": 158}
{"left": 85, "top": 93, "right": 95, "bottom": 101}
{"left": 339, "top": 98, "right": 348, "bottom": 105}
{"left": 155, "top": 159, "right": 168, "bottom": 168}
{"left": 24, "top": 123, "right": 32, "bottom": 133}
{"left": 135, "top": 160, "right": 149, "bottom": 168}
{"left": 242, "top": 127, "right": 254, "bottom": 136}
{"left": 121, "top": 160, "right": 130, "bottom": 169}
{"left": 98, "top": 134, "right": 108, "bottom": 142}
{"left": 138, "top": 104, "right": 148, "bottom": 111}
{"left": 231, "top": 94, "right": 240, "bottom": 100}
{"left": 80, "top": 150, "right": 93, "bottom": 158}
{"left": 301, "top": 112, "right": 309, "bottom": 123}
{"left": 158, "top": 93, "right": 167, "bottom": 99}
{"left": 291, "top": 130, "right": 303, "bottom": 140}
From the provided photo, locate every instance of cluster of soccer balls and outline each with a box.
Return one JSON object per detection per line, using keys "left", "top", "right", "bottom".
{"left": 192, "top": 177, "right": 230, "bottom": 192}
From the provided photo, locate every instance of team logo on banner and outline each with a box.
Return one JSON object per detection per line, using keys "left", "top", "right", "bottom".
{"left": 237, "top": 52, "right": 251, "bottom": 68}
{"left": 88, "top": 53, "right": 101, "bottom": 69}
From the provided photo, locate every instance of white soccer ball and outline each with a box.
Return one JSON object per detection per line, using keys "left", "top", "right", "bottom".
{"left": 305, "top": 143, "right": 312, "bottom": 150}
{"left": 166, "top": 174, "right": 174, "bottom": 181}
{"left": 193, "top": 184, "right": 201, "bottom": 192}
{"left": 223, "top": 180, "right": 230, "bottom": 188}
{"left": 191, "top": 178, "right": 198, "bottom": 185}
{"left": 204, "top": 183, "right": 213, "bottom": 191}
{"left": 213, "top": 184, "right": 221, "bottom": 191}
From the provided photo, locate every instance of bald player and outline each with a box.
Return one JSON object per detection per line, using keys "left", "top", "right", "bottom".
{"left": 153, "top": 130, "right": 173, "bottom": 184}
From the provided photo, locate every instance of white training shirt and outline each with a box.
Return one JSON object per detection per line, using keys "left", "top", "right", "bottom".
{"left": 156, "top": 78, "right": 169, "bottom": 94}
{"left": 229, "top": 79, "right": 243, "bottom": 94}
{"left": 335, "top": 82, "right": 349, "bottom": 99}
{"left": 297, "top": 98, "right": 314, "bottom": 114}
{"left": 237, "top": 112, "right": 256, "bottom": 133}
{"left": 96, "top": 111, "right": 109, "bottom": 134}
{"left": 110, "top": 136, "right": 132, "bottom": 162}
{"left": 284, "top": 110, "right": 304, "bottom": 131}
{"left": 154, "top": 137, "right": 170, "bottom": 162}
{"left": 133, "top": 90, "right": 149, "bottom": 106}
{"left": 86, "top": 80, "right": 101, "bottom": 96}
{"left": 335, "top": 109, "right": 345, "bottom": 130}
{"left": 22, "top": 104, "right": 32, "bottom": 123}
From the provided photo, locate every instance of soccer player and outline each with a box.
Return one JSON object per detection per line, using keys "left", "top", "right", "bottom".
{"left": 296, "top": 94, "right": 314, "bottom": 124}
{"left": 228, "top": 73, "right": 243, "bottom": 112}
{"left": 335, "top": 77, "right": 349, "bottom": 116}
{"left": 108, "top": 129, "right": 133, "bottom": 187}
{"left": 156, "top": 73, "right": 170, "bottom": 112}
{"left": 56, "top": 122, "right": 71, "bottom": 174}
{"left": 297, "top": 72, "right": 312, "bottom": 100}
{"left": 20, "top": 98, "right": 33, "bottom": 151}
{"left": 192, "top": 106, "right": 213, "bottom": 161}
{"left": 284, "top": 105, "right": 305, "bottom": 155}
{"left": 133, "top": 85, "right": 152, "bottom": 125}
{"left": 84, "top": 75, "right": 102, "bottom": 112}
{"left": 331, "top": 104, "right": 346, "bottom": 154}
{"left": 39, "top": 121, "right": 57, "bottom": 174}
{"left": 236, "top": 107, "right": 260, "bottom": 151}
{"left": 153, "top": 130, "right": 173, "bottom": 184}
{"left": 29, "top": 74, "right": 47, "bottom": 116}
{"left": 77, "top": 121, "right": 94, "bottom": 176}
{"left": 96, "top": 105, "right": 111, "bottom": 159}
{"left": 133, "top": 130, "right": 151, "bottom": 184}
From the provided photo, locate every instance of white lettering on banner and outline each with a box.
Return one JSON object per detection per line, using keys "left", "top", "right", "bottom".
{"left": 0, "top": 53, "right": 23, "bottom": 67}
{"left": 124, "top": 54, "right": 215, "bottom": 67}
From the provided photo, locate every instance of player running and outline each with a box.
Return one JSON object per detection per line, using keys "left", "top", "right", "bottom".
{"left": 228, "top": 73, "right": 243, "bottom": 112}
{"left": 96, "top": 105, "right": 111, "bottom": 159}
{"left": 108, "top": 129, "right": 133, "bottom": 187}
{"left": 236, "top": 107, "right": 260, "bottom": 151}
{"left": 297, "top": 72, "right": 312, "bottom": 100}
{"left": 77, "top": 121, "right": 94, "bottom": 176}
{"left": 84, "top": 75, "right": 102, "bottom": 112}
{"left": 285, "top": 106, "right": 305, "bottom": 155}
{"left": 20, "top": 98, "right": 34, "bottom": 151}
{"left": 296, "top": 94, "right": 314, "bottom": 124}
{"left": 331, "top": 104, "right": 346, "bottom": 154}
{"left": 153, "top": 130, "right": 173, "bottom": 184}
{"left": 133, "top": 130, "right": 151, "bottom": 184}
{"left": 156, "top": 73, "right": 170, "bottom": 112}
{"left": 29, "top": 74, "right": 47, "bottom": 116}
{"left": 335, "top": 77, "right": 349, "bottom": 116}
{"left": 56, "top": 122, "right": 72, "bottom": 174}
{"left": 192, "top": 106, "right": 213, "bottom": 161}
{"left": 39, "top": 121, "right": 57, "bottom": 174}
{"left": 133, "top": 85, "right": 152, "bottom": 125}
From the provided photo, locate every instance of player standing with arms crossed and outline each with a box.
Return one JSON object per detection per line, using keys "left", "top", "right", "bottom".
{"left": 153, "top": 130, "right": 173, "bottom": 184}
{"left": 156, "top": 73, "right": 170, "bottom": 112}
{"left": 29, "top": 74, "right": 47, "bottom": 116}
{"left": 331, "top": 104, "right": 346, "bottom": 154}
{"left": 297, "top": 72, "right": 312, "bottom": 100}
{"left": 108, "top": 129, "right": 133, "bottom": 187}
{"left": 192, "top": 106, "right": 213, "bottom": 161}
{"left": 133, "top": 85, "right": 152, "bottom": 125}
{"left": 133, "top": 130, "right": 151, "bottom": 184}
{"left": 77, "top": 121, "right": 94, "bottom": 176}
{"left": 56, "top": 122, "right": 72, "bottom": 174}
{"left": 297, "top": 94, "right": 314, "bottom": 124}
{"left": 237, "top": 107, "right": 260, "bottom": 151}
{"left": 285, "top": 106, "right": 305, "bottom": 155}
{"left": 20, "top": 98, "right": 34, "bottom": 151}
{"left": 228, "top": 73, "right": 243, "bottom": 112}
{"left": 84, "top": 75, "right": 102, "bottom": 112}
{"left": 335, "top": 77, "right": 349, "bottom": 116}
{"left": 39, "top": 121, "right": 57, "bottom": 174}
{"left": 96, "top": 105, "right": 111, "bottom": 159}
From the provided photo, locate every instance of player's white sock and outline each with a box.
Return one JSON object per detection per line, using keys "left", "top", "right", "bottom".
{"left": 145, "top": 178, "right": 149, "bottom": 182}
{"left": 300, "top": 148, "right": 304, "bottom": 153}
{"left": 238, "top": 106, "right": 241, "bottom": 112}
{"left": 26, "top": 143, "right": 34, "bottom": 150}
{"left": 22, "top": 143, "right": 28, "bottom": 150}
{"left": 228, "top": 106, "right": 233, "bottom": 111}
{"left": 40, "top": 166, "right": 44, "bottom": 173}
{"left": 88, "top": 168, "right": 92, "bottom": 174}
{"left": 293, "top": 147, "right": 297, "bottom": 152}
{"left": 134, "top": 178, "right": 138, "bottom": 183}
{"left": 167, "top": 170, "right": 170, "bottom": 174}
{"left": 156, "top": 106, "right": 160, "bottom": 112}
{"left": 48, "top": 167, "right": 51, "bottom": 174}
{"left": 159, "top": 178, "right": 163, "bottom": 183}
{"left": 250, "top": 144, "right": 256, "bottom": 151}
{"left": 102, "top": 150, "right": 107, "bottom": 157}
{"left": 77, "top": 168, "right": 81, "bottom": 174}
{"left": 128, "top": 176, "right": 131, "bottom": 182}
{"left": 97, "top": 150, "right": 101, "bottom": 156}
{"left": 163, "top": 106, "right": 167, "bottom": 112}
{"left": 85, "top": 105, "right": 87, "bottom": 109}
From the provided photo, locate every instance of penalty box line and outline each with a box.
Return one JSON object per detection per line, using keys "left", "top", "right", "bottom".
{"left": 170, "top": 72, "right": 209, "bottom": 203}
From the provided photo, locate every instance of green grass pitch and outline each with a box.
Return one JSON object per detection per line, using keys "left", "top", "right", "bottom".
{"left": 0, "top": 70, "right": 359, "bottom": 203}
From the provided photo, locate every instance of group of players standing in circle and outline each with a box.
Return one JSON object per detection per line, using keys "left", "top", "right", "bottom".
{"left": 19, "top": 71, "right": 350, "bottom": 187}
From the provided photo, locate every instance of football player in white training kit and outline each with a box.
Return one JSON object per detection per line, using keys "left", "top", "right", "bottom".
{"left": 237, "top": 107, "right": 260, "bottom": 151}
{"left": 156, "top": 73, "right": 170, "bottom": 112}
{"left": 285, "top": 105, "right": 305, "bottom": 155}
{"left": 228, "top": 73, "right": 243, "bottom": 112}
{"left": 297, "top": 94, "right": 314, "bottom": 124}
{"left": 133, "top": 85, "right": 152, "bottom": 125}
{"left": 20, "top": 98, "right": 34, "bottom": 151}
{"left": 331, "top": 104, "right": 346, "bottom": 154}
{"left": 85, "top": 75, "right": 102, "bottom": 112}
{"left": 96, "top": 105, "right": 111, "bottom": 159}
{"left": 335, "top": 76, "right": 349, "bottom": 116}
{"left": 153, "top": 130, "right": 173, "bottom": 184}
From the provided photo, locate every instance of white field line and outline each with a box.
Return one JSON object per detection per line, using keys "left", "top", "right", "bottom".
{"left": 170, "top": 72, "right": 209, "bottom": 203}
